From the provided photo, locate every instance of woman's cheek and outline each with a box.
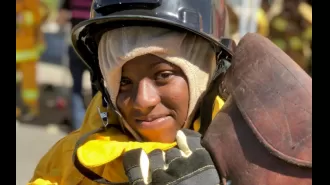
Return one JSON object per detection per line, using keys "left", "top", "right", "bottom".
{"left": 159, "top": 77, "right": 189, "bottom": 125}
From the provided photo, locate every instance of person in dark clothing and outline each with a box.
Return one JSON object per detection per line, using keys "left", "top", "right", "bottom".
{"left": 57, "top": 0, "right": 96, "bottom": 130}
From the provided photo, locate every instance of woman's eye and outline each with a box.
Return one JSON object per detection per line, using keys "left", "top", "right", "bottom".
{"left": 155, "top": 71, "right": 173, "bottom": 81}
{"left": 120, "top": 77, "right": 132, "bottom": 86}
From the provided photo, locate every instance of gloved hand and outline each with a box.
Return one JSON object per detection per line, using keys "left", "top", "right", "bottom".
{"left": 123, "top": 129, "right": 220, "bottom": 185}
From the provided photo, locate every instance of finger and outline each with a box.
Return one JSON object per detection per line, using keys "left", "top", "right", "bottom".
{"left": 176, "top": 129, "right": 203, "bottom": 156}
{"left": 123, "top": 149, "right": 150, "bottom": 185}
{"left": 180, "top": 128, "right": 202, "bottom": 138}
{"left": 164, "top": 147, "right": 182, "bottom": 166}
{"left": 165, "top": 148, "right": 218, "bottom": 182}
{"left": 148, "top": 149, "right": 166, "bottom": 173}
{"left": 148, "top": 150, "right": 178, "bottom": 185}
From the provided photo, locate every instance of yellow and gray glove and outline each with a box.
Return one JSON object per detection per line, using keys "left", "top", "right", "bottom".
{"left": 123, "top": 129, "right": 220, "bottom": 185}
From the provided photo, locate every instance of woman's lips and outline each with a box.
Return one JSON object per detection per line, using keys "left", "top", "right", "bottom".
{"left": 135, "top": 116, "right": 171, "bottom": 128}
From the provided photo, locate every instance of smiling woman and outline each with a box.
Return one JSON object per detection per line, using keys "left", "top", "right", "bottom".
{"left": 28, "top": 0, "right": 229, "bottom": 184}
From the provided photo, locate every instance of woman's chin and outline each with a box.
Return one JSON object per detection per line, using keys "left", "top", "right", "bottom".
{"left": 136, "top": 120, "right": 179, "bottom": 143}
{"left": 150, "top": 138, "right": 176, "bottom": 143}
{"left": 143, "top": 130, "right": 177, "bottom": 143}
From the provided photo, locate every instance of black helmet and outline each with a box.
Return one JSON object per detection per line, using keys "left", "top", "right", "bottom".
{"left": 71, "top": 0, "right": 232, "bottom": 109}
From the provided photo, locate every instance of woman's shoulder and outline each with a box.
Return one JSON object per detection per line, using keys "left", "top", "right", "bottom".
{"left": 29, "top": 130, "right": 84, "bottom": 184}
{"left": 37, "top": 130, "right": 81, "bottom": 164}
{"left": 37, "top": 91, "right": 118, "bottom": 162}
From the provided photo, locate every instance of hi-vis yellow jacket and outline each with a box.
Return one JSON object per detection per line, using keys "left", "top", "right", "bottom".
{"left": 16, "top": 0, "right": 46, "bottom": 63}
{"left": 28, "top": 92, "right": 224, "bottom": 185}
{"left": 257, "top": 8, "right": 269, "bottom": 37}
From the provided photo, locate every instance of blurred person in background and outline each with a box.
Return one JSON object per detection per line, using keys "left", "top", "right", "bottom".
{"left": 268, "top": 0, "right": 312, "bottom": 72}
{"left": 225, "top": 0, "right": 270, "bottom": 43}
{"left": 238, "top": 0, "right": 262, "bottom": 38}
{"left": 56, "top": 0, "right": 94, "bottom": 131}
{"left": 36, "top": 1, "right": 49, "bottom": 56}
{"left": 226, "top": 4, "right": 239, "bottom": 37}
{"left": 16, "top": 0, "right": 49, "bottom": 122}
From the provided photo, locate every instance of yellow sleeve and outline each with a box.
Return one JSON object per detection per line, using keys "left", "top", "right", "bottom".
{"left": 257, "top": 9, "right": 269, "bottom": 37}
{"left": 298, "top": 2, "right": 312, "bottom": 24}
{"left": 193, "top": 96, "right": 225, "bottom": 132}
{"left": 16, "top": 1, "right": 24, "bottom": 13}
{"left": 28, "top": 179, "right": 57, "bottom": 185}
{"left": 39, "top": 1, "right": 50, "bottom": 24}
{"left": 21, "top": 0, "right": 42, "bottom": 26}
{"left": 28, "top": 132, "right": 84, "bottom": 185}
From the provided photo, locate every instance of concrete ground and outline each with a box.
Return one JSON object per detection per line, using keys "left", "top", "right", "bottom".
{"left": 16, "top": 62, "right": 91, "bottom": 185}
{"left": 16, "top": 122, "right": 66, "bottom": 185}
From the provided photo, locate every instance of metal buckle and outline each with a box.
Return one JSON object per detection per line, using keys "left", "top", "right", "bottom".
{"left": 98, "top": 103, "right": 109, "bottom": 128}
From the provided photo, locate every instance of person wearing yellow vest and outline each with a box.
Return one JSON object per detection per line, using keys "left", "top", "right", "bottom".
{"left": 16, "top": 0, "right": 46, "bottom": 121}
{"left": 28, "top": 0, "right": 230, "bottom": 184}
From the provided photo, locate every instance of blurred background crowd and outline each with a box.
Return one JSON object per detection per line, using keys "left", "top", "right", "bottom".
{"left": 16, "top": 0, "right": 312, "bottom": 184}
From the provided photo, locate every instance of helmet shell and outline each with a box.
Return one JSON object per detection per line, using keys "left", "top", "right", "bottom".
{"left": 71, "top": 0, "right": 230, "bottom": 71}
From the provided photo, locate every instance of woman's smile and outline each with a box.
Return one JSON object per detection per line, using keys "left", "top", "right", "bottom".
{"left": 135, "top": 115, "right": 172, "bottom": 128}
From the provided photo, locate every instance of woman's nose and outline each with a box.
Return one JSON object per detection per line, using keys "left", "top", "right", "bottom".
{"left": 133, "top": 79, "right": 161, "bottom": 112}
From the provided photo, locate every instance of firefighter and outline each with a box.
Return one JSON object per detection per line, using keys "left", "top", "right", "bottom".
{"left": 29, "top": 0, "right": 229, "bottom": 184}
{"left": 16, "top": 0, "right": 46, "bottom": 122}
{"left": 56, "top": 0, "right": 94, "bottom": 131}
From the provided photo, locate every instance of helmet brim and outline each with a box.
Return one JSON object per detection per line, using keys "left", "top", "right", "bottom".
{"left": 71, "top": 15, "right": 232, "bottom": 67}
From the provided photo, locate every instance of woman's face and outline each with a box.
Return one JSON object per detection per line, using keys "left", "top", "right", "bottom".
{"left": 116, "top": 54, "right": 189, "bottom": 143}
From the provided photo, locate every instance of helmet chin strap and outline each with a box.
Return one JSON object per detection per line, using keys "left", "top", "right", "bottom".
{"left": 94, "top": 68, "right": 143, "bottom": 141}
